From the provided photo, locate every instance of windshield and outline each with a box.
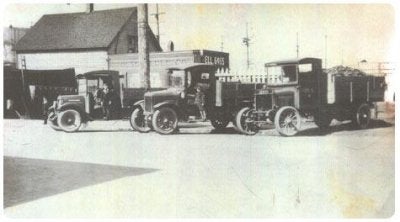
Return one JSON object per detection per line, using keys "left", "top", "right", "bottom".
{"left": 169, "top": 70, "right": 185, "bottom": 88}
{"left": 266, "top": 65, "right": 297, "bottom": 85}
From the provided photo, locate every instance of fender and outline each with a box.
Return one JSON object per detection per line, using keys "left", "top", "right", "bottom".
{"left": 153, "top": 100, "right": 179, "bottom": 110}
{"left": 133, "top": 100, "right": 145, "bottom": 109}
{"left": 48, "top": 105, "right": 55, "bottom": 113}
{"left": 47, "top": 105, "right": 57, "bottom": 121}
{"left": 58, "top": 103, "right": 87, "bottom": 120}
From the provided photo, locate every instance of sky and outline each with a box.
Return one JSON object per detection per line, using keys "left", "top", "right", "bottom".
{"left": 2, "top": 3, "right": 397, "bottom": 72}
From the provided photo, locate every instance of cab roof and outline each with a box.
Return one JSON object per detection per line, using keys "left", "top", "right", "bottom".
{"left": 166, "top": 63, "right": 216, "bottom": 71}
{"left": 265, "top": 57, "right": 322, "bottom": 67}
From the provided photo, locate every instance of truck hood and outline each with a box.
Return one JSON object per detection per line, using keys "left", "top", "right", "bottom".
{"left": 57, "top": 95, "right": 85, "bottom": 101}
{"left": 144, "top": 88, "right": 183, "bottom": 98}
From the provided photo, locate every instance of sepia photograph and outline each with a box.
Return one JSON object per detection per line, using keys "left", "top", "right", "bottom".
{"left": 2, "top": 1, "right": 397, "bottom": 218}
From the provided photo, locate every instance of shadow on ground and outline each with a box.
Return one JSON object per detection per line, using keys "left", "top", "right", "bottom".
{"left": 296, "top": 120, "right": 393, "bottom": 137}
{"left": 78, "top": 129, "right": 133, "bottom": 133}
{"left": 3, "top": 156, "right": 159, "bottom": 208}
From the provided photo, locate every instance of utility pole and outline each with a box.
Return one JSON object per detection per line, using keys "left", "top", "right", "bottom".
{"left": 151, "top": 4, "right": 165, "bottom": 44}
{"left": 242, "top": 23, "right": 251, "bottom": 70}
{"left": 138, "top": 4, "right": 151, "bottom": 91}
{"left": 296, "top": 32, "right": 299, "bottom": 58}
{"left": 324, "top": 34, "right": 328, "bottom": 69}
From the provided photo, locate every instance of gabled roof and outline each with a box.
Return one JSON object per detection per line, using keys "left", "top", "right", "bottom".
{"left": 16, "top": 7, "right": 137, "bottom": 52}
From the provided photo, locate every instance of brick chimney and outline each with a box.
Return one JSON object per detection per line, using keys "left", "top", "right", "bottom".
{"left": 86, "top": 3, "right": 94, "bottom": 13}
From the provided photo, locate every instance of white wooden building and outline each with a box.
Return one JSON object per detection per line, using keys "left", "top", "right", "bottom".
{"left": 15, "top": 7, "right": 162, "bottom": 75}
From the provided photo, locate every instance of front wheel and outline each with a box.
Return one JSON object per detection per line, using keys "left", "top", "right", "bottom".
{"left": 235, "top": 107, "right": 259, "bottom": 135}
{"left": 130, "top": 107, "right": 150, "bottom": 133}
{"left": 274, "top": 106, "right": 301, "bottom": 136}
{"left": 152, "top": 107, "right": 178, "bottom": 135}
{"left": 57, "top": 109, "right": 82, "bottom": 132}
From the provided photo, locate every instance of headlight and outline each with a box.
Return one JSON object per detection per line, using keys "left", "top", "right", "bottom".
{"left": 180, "top": 92, "right": 186, "bottom": 99}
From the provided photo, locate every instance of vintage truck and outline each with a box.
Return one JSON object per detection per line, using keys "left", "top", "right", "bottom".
{"left": 234, "top": 57, "right": 386, "bottom": 136}
{"left": 47, "top": 70, "right": 123, "bottom": 132}
{"left": 130, "top": 63, "right": 262, "bottom": 134}
{"left": 47, "top": 65, "right": 236, "bottom": 133}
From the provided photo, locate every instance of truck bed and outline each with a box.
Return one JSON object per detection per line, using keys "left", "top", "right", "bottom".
{"left": 215, "top": 81, "right": 265, "bottom": 107}
{"left": 328, "top": 74, "right": 385, "bottom": 105}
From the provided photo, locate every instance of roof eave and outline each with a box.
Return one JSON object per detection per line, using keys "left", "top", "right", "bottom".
{"left": 16, "top": 47, "right": 109, "bottom": 54}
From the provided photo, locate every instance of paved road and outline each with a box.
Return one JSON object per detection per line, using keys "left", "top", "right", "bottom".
{"left": 3, "top": 114, "right": 395, "bottom": 218}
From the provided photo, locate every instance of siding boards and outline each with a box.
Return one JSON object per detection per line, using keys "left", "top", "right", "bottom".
{"left": 17, "top": 51, "right": 108, "bottom": 74}
{"left": 109, "top": 51, "right": 196, "bottom": 88}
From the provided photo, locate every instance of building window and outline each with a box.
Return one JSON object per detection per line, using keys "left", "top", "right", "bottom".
{"left": 127, "top": 35, "right": 138, "bottom": 53}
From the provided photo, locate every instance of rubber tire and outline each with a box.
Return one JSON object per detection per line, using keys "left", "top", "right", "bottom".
{"left": 130, "top": 107, "right": 151, "bottom": 133}
{"left": 152, "top": 107, "right": 178, "bottom": 135}
{"left": 57, "top": 109, "right": 82, "bottom": 132}
{"left": 352, "top": 103, "right": 371, "bottom": 129}
{"left": 235, "top": 107, "right": 259, "bottom": 135}
{"left": 211, "top": 119, "right": 229, "bottom": 129}
{"left": 274, "top": 106, "right": 301, "bottom": 137}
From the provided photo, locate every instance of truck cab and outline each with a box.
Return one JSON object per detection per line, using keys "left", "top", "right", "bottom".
{"left": 48, "top": 70, "right": 122, "bottom": 132}
{"left": 130, "top": 63, "right": 222, "bottom": 134}
{"left": 263, "top": 57, "right": 325, "bottom": 112}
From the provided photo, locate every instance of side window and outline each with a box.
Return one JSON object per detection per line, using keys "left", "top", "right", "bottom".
{"left": 299, "top": 64, "right": 312, "bottom": 73}
{"left": 127, "top": 35, "right": 138, "bottom": 53}
{"left": 187, "top": 71, "right": 192, "bottom": 87}
{"left": 282, "top": 65, "right": 297, "bottom": 82}
{"left": 201, "top": 73, "right": 210, "bottom": 80}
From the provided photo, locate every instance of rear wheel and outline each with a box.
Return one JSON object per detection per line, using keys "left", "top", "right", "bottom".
{"left": 210, "top": 109, "right": 229, "bottom": 130}
{"left": 152, "top": 107, "right": 178, "bottom": 135}
{"left": 57, "top": 109, "right": 82, "bottom": 132}
{"left": 211, "top": 119, "right": 229, "bottom": 129}
{"left": 274, "top": 106, "right": 301, "bottom": 136}
{"left": 352, "top": 103, "right": 371, "bottom": 129}
{"left": 130, "top": 107, "right": 150, "bottom": 133}
{"left": 235, "top": 107, "right": 259, "bottom": 135}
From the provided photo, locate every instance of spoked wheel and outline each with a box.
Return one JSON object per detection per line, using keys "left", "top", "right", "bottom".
{"left": 211, "top": 118, "right": 229, "bottom": 130}
{"left": 57, "top": 109, "right": 82, "bottom": 132}
{"left": 235, "top": 107, "right": 259, "bottom": 135}
{"left": 152, "top": 107, "right": 178, "bottom": 135}
{"left": 130, "top": 107, "right": 150, "bottom": 133}
{"left": 352, "top": 103, "right": 371, "bottom": 129}
{"left": 47, "top": 111, "right": 61, "bottom": 131}
{"left": 274, "top": 106, "right": 301, "bottom": 136}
